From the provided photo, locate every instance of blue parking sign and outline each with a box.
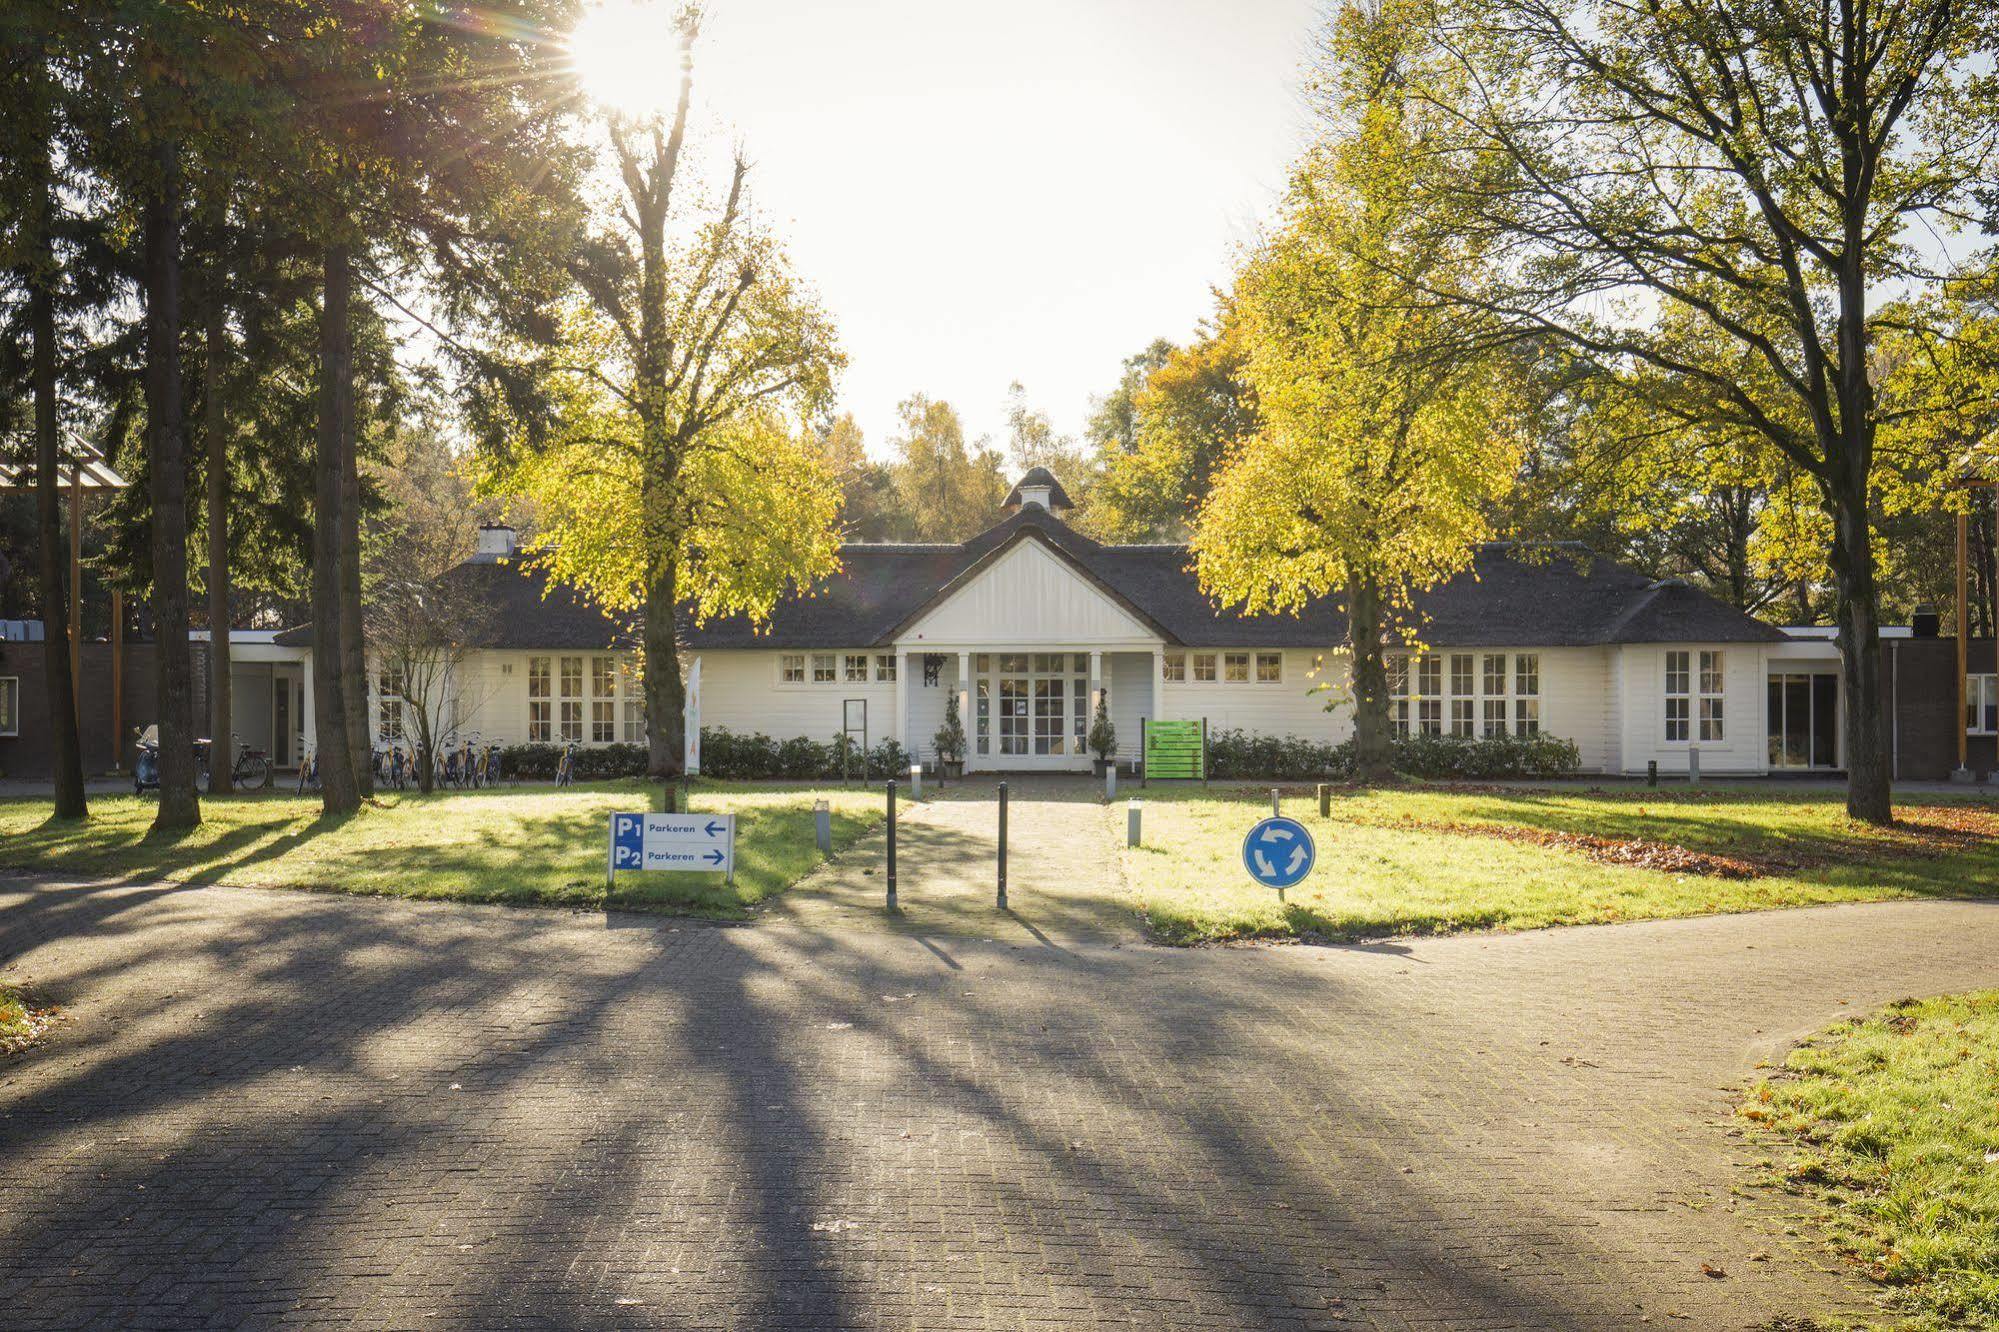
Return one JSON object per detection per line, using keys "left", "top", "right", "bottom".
{"left": 1242, "top": 816, "right": 1315, "bottom": 890}
{"left": 611, "top": 813, "right": 645, "bottom": 870}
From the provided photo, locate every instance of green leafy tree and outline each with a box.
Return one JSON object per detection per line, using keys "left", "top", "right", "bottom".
{"left": 886, "top": 394, "right": 1008, "bottom": 540}
{"left": 1088, "top": 315, "right": 1258, "bottom": 542}
{"left": 816, "top": 413, "right": 901, "bottom": 541}
{"left": 1192, "top": 0, "right": 1528, "bottom": 781}
{"left": 1387, "top": 0, "right": 1998, "bottom": 820}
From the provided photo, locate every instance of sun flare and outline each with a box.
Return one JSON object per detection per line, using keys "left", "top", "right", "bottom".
{"left": 568, "top": 0, "right": 686, "bottom": 120}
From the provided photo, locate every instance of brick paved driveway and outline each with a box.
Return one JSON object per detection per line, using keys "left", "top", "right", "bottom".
{"left": 3, "top": 797, "right": 1997, "bottom": 1328}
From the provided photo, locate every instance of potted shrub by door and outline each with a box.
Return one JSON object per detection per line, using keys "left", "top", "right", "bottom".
{"left": 1088, "top": 694, "right": 1117, "bottom": 776}
{"left": 934, "top": 692, "right": 967, "bottom": 780}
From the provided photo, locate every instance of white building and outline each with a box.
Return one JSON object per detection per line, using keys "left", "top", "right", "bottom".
{"left": 264, "top": 468, "right": 1897, "bottom": 779}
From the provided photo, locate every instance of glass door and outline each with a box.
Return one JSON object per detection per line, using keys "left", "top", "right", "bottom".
{"left": 1767, "top": 672, "right": 1839, "bottom": 769}
{"left": 974, "top": 653, "right": 1091, "bottom": 768}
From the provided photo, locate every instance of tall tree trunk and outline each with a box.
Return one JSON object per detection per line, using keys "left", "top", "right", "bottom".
{"left": 144, "top": 141, "right": 201, "bottom": 832}
{"left": 338, "top": 365, "right": 371, "bottom": 798}
{"left": 1347, "top": 573, "right": 1393, "bottom": 783}
{"left": 23, "top": 81, "right": 86, "bottom": 819}
{"left": 643, "top": 555, "right": 685, "bottom": 782}
{"left": 313, "top": 243, "right": 360, "bottom": 815}
{"left": 203, "top": 276, "right": 233, "bottom": 794}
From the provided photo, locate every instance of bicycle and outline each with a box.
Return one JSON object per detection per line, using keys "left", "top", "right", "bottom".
{"left": 554, "top": 743, "right": 577, "bottom": 788}
{"left": 296, "top": 745, "right": 320, "bottom": 794}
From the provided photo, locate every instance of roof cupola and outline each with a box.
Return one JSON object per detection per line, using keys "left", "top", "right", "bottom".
{"left": 1002, "top": 466, "right": 1073, "bottom": 514}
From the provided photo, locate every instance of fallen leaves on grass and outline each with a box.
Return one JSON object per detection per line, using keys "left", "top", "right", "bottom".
{"left": 1415, "top": 820, "right": 1768, "bottom": 879}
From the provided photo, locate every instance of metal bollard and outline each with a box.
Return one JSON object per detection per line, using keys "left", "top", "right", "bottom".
{"left": 1317, "top": 783, "right": 1330, "bottom": 818}
{"left": 1271, "top": 788, "right": 1280, "bottom": 818}
{"left": 1127, "top": 798, "right": 1142, "bottom": 847}
{"left": 910, "top": 762, "right": 922, "bottom": 801}
{"left": 885, "top": 779, "right": 897, "bottom": 910}
{"left": 996, "top": 781, "right": 1008, "bottom": 909}
{"left": 813, "top": 798, "right": 831, "bottom": 854}
{"left": 1105, "top": 763, "right": 1117, "bottom": 801}
{"left": 1688, "top": 745, "right": 1702, "bottom": 786}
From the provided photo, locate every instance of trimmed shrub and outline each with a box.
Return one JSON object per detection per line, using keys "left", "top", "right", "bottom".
{"left": 500, "top": 742, "right": 649, "bottom": 781}
{"left": 1204, "top": 727, "right": 1580, "bottom": 781}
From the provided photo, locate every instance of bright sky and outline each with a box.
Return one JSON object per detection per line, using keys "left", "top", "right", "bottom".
{"left": 686, "top": 0, "right": 1324, "bottom": 460}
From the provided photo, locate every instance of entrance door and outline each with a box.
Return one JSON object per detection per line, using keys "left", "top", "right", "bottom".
{"left": 1767, "top": 672, "right": 1838, "bottom": 769}
{"left": 974, "top": 652, "right": 1090, "bottom": 769}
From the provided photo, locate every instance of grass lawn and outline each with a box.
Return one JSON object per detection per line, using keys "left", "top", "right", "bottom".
{"left": 1740, "top": 993, "right": 1999, "bottom": 1330}
{"left": 1121, "top": 784, "right": 1999, "bottom": 944}
{"left": 0, "top": 780, "right": 886, "bottom": 917}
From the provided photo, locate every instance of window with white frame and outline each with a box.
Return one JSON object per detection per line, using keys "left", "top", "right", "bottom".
{"left": 780, "top": 653, "right": 805, "bottom": 683}
{"left": 559, "top": 656, "right": 583, "bottom": 742}
{"left": 1449, "top": 654, "right": 1475, "bottom": 736}
{"left": 0, "top": 676, "right": 15, "bottom": 737}
{"left": 812, "top": 653, "right": 837, "bottom": 683}
{"left": 1513, "top": 654, "right": 1540, "bottom": 735}
{"left": 1698, "top": 650, "right": 1725, "bottom": 741}
{"left": 1664, "top": 651, "right": 1691, "bottom": 741}
{"left": 1416, "top": 656, "right": 1443, "bottom": 735}
{"left": 376, "top": 668, "right": 405, "bottom": 741}
{"left": 1162, "top": 652, "right": 1186, "bottom": 682}
{"left": 1255, "top": 652, "right": 1282, "bottom": 683}
{"left": 1968, "top": 675, "right": 1998, "bottom": 735}
{"left": 590, "top": 655, "right": 617, "bottom": 743}
{"left": 528, "top": 655, "right": 552, "bottom": 742}
{"left": 620, "top": 659, "right": 646, "bottom": 743}
{"left": 1480, "top": 652, "right": 1508, "bottom": 737}
{"left": 1193, "top": 652, "right": 1218, "bottom": 682}
{"left": 1224, "top": 651, "right": 1251, "bottom": 682}
{"left": 1388, "top": 653, "right": 1412, "bottom": 736}
{"left": 875, "top": 654, "right": 897, "bottom": 682}
{"left": 844, "top": 653, "right": 869, "bottom": 683}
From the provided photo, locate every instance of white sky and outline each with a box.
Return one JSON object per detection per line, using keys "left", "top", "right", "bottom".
{"left": 690, "top": 0, "right": 1324, "bottom": 459}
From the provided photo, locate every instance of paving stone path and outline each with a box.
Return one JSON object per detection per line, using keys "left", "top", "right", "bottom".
{"left": 2, "top": 785, "right": 1997, "bottom": 1329}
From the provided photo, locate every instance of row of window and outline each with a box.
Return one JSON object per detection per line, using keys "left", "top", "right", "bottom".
{"left": 779, "top": 653, "right": 898, "bottom": 685}
{"left": 0, "top": 676, "right": 16, "bottom": 737}
{"left": 1387, "top": 652, "right": 1542, "bottom": 737}
{"left": 527, "top": 655, "right": 645, "bottom": 744}
{"left": 1161, "top": 651, "right": 1284, "bottom": 684}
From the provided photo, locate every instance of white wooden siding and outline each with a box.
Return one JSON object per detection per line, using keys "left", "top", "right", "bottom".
{"left": 1613, "top": 643, "right": 1773, "bottom": 775}
{"left": 697, "top": 649, "right": 897, "bottom": 745}
{"left": 1159, "top": 649, "right": 1348, "bottom": 742}
{"left": 899, "top": 540, "right": 1159, "bottom": 648}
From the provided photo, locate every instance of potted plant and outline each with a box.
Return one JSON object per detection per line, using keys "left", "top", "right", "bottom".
{"left": 934, "top": 692, "right": 967, "bottom": 780}
{"left": 1088, "top": 693, "right": 1117, "bottom": 776}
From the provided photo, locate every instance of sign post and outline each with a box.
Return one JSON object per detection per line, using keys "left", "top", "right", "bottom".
{"left": 608, "top": 811, "right": 736, "bottom": 890}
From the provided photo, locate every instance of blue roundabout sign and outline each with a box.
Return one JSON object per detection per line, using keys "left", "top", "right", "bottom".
{"left": 1242, "top": 816, "right": 1316, "bottom": 891}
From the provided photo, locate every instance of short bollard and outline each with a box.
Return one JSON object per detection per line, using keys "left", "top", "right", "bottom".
{"left": 885, "top": 779, "right": 898, "bottom": 910}
{"left": 1688, "top": 744, "right": 1702, "bottom": 786}
{"left": 996, "top": 781, "right": 1009, "bottom": 910}
{"left": 910, "top": 762, "right": 923, "bottom": 801}
{"left": 1270, "top": 788, "right": 1281, "bottom": 818}
{"left": 1317, "top": 782, "right": 1330, "bottom": 818}
{"left": 1647, "top": 760, "right": 1659, "bottom": 788}
{"left": 813, "top": 798, "right": 831, "bottom": 854}
{"left": 1104, "top": 763, "right": 1117, "bottom": 801}
{"left": 1127, "top": 798, "right": 1142, "bottom": 847}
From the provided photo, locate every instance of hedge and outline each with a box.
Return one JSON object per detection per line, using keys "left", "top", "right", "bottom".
{"left": 1206, "top": 728, "right": 1580, "bottom": 781}
{"left": 496, "top": 727, "right": 1577, "bottom": 784}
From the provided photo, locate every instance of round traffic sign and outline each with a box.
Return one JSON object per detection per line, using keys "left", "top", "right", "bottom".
{"left": 1242, "top": 815, "right": 1315, "bottom": 890}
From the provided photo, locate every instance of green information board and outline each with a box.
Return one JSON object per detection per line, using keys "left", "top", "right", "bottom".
{"left": 1143, "top": 718, "right": 1206, "bottom": 783}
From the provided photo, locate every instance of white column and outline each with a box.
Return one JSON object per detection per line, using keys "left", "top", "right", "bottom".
{"left": 957, "top": 650, "right": 971, "bottom": 771}
{"left": 1089, "top": 650, "right": 1104, "bottom": 712}
{"left": 895, "top": 650, "right": 909, "bottom": 746}
{"left": 1150, "top": 647, "right": 1162, "bottom": 724}
{"left": 301, "top": 658, "right": 316, "bottom": 752}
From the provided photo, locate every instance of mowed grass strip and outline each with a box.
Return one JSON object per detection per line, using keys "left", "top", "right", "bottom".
{"left": 1121, "top": 785, "right": 1999, "bottom": 944}
{"left": 0, "top": 781, "right": 885, "bottom": 917}
{"left": 1741, "top": 992, "right": 1999, "bottom": 1330}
